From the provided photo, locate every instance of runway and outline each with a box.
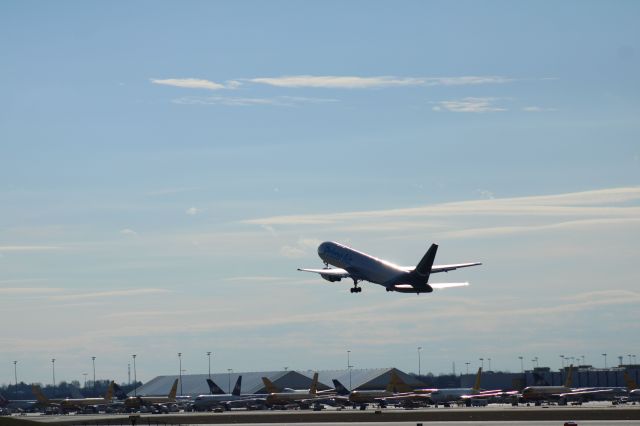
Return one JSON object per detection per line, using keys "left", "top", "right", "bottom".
{"left": 5, "top": 404, "right": 640, "bottom": 425}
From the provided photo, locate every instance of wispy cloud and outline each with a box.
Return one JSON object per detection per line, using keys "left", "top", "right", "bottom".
{"left": 48, "top": 288, "right": 171, "bottom": 301}
{"left": 248, "top": 75, "right": 512, "bottom": 89}
{"left": 119, "top": 228, "right": 138, "bottom": 237}
{"left": 172, "top": 95, "right": 339, "bottom": 107}
{"left": 244, "top": 187, "right": 640, "bottom": 239}
{"left": 433, "top": 97, "right": 506, "bottom": 113}
{"left": 523, "top": 106, "right": 558, "bottom": 112}
{"left": 0, "top": 287, "right": 64, "bottom": 295}
{"left": 0, "top": 245, "right": 63, "bottom": 252}
{"left": 150, "top": 78, "right": 239, "bottom": 90}
{"left": 186, "top": 207, "right": 203, "bottom": 216}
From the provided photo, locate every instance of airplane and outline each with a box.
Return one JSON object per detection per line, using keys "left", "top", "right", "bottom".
{"left": 32, "top": 382, "right": 114, "bottom": 412}
{"left": 624, "top": 372, "right": 640, "bottom": 402}
{"left": 124, "top": 378, "right": 178, "bottom": 409}
{"left": 0, "top": 393, "right": 37, "bottom": 413}
{"left": 263, "top": 372, "right": 323, "bottom": 407}
{"left": 298, "top": 241, "right": 480, "bottom": 294}
{"left": 420, "top": 368, "right": 514, "bottom": 406}
{"left": 520, "top": 365, "right": 618, "bottom": 405}
{"left": 334, "top": 371, "right": 429, "bottom": 408}
{"left": 192, "top": 376, "right": 266, "bottom": 411}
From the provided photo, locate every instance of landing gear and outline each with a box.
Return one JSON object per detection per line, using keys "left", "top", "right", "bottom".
{"left": 350, "top": 278, "right": 362, "bottom": 293}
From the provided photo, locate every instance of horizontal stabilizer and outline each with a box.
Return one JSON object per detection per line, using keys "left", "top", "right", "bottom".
{"left": 430, "top": 282, "right": 469, "bottom": 289}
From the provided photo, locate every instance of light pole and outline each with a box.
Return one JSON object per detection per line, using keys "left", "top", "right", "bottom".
{"left": 602, "top": 353, "right": 607, "bottom": 369}
{"left": 83, "top": 373, "right": 88, "bottom": 388}
{"left": 227, "top": 369, "right": 233, "bottom": 393}
{"left": 629, "top": 354, "right": 633, "bottom": 366}
{"left": 51, "top": 359, "right": 56, "bottom": 389}
{"left": 92, "top": 356, "right": 96, "bottom": 393}
{"left": 207, "top": 352, "right": 212, "bottom": 380}
{"left": 132, "top": 355, "right": 137, "bottom": 396}
{"left": 13, "top": 361, "right": 18, "bottom": 399}
{"left": 465, "top": 362, "right": 470, "bottom": 375}
{"left": 532, "top": 357, "right": 539, "bottom": 368}
{"left": 487, "top": 357, "right": 492, "bottom": 372}
{"left": 581, "top": 355, "right": 585, "bottom": 365}
{"left": 417, "top": 347, "right": 422, "bottom": 376}
{"left": 347, "top": 350, "right": 352, "bottom": 391}
{"left": 128, "top": 363, "right": 131, "bottom": 386}
{"left": 178, "top": 353, "right": 183, "bottom": 396}
{"left": 479, "top": 358, "right": 484, "bottom": 370}
{"left": 560, "top": 355, "right": 565, "bottom": 368}
{"left": 518, "top": 356, "right": 523, "bottom": 373}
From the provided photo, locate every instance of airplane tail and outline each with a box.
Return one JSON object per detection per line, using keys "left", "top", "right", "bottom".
{"left": 332, "top": 379, "right": 350, "bottom": 395}
{"left": 473, "top": 367, "right": 482, "bottom": 391}
{"left": 168, "top": 379, "right": 179, "bottom": 400}
{"left": 262, "top": 377, "right": 279, "bottom": 394}
{"left": 232, "top": 376, "right": 242, "bottom": 396}
{"left": 309, "top": 372, "right": 319, "bottom": 394}
{"left": 385, "top": 370, "right": 412, "bottom": 393}
{"left": 206, "top": 378, "right": 226, "bottom": 395}
{"left": 563, "top": 365, "right": 573, "bottom": 388}
{"left": 624, "top": 372, "right": 638, "bottom": 390}
{"left": 104, "top": 382, "right": 114, "bottom": 400}
{"left": 32, "top": 385, "right": 50, "bottom": 405}
{"left": 413, "top": 244, "right": 438, "bottom": 282}
{"left": 111, "top": 382, "right": 128, "bottom": 400}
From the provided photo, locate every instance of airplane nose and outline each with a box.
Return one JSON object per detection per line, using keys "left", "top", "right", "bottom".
{"left": 317, "top": 242, "right": 329, "bottom": 256}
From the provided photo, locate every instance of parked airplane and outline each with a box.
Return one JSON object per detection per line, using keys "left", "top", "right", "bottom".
{"left": 263, "top": 372, "right": 321, "bottom": 406}
{"left": 124, "top": 378, "right": 178, "bottom": 409}
{"left": 32, "top": 382, "right": 114, "bottom": 411}
{"left": 420, "top": 368, "right": 513, "bottom": 406}
{"left": 334, "top": 371, "right": 427, "bottom": 408}
{"left": 0, "top": 394, "right": 37, "bottom": 412}
{"left": 193, "top": 376, "right": 265, "bottom": 411}
{"left": 299, "top": 241, "right": 480, "bottom": 294}
{"left": 520, "top": 365, "right": 616, "bottom": 404}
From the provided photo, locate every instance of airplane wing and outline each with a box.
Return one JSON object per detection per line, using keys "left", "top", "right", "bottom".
{"left": 401, "top": 263, "right": 481, "bottom": 273}
{"left": 461, "top": 390, "right": 518, "bottom": 399}
{"left": 432, "top": 262, "right": 482, "bottom": 273}
{"left": 297, "top": 268, "right": 351, "bottom": 278}
{"left": 430, "top": 282, "right": 469, "bottom": 290}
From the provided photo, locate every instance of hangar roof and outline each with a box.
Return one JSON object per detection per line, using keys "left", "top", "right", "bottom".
{"left": 131, "top": 368, "right": 425, "bottom": 397}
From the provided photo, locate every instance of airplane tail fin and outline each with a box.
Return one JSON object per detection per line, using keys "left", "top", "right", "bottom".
{"left": 624, "top": 372, "right": 638, "bottom": 390}
{"left": 332, "top": 379, "right": 350, "bottom": 395}
{"left": 563, "top": 365, "right": 573, "bottom": 388}
{"left": 32, "top": 385, "right": 49, "bottom": 405}
{"left": 112, "top": 382, "right": 127, "bottom": 400}
{"left": 104, "top": 382, "right": 114, "bottom": 400}
{"left": 206, "top": 379, "right": 226, "bottom": 395}
{"left": 473, "top": 367, "right": 482, "bottom": 391}
{"left": 232, "top": 376, "right": 242, "bottom": 396}
{"left": 385, "top": 370, "right": 411, "bottom": 393}
{"left": 309, "top": 372, "right": 319, "bottom": 394}
{"left": 168, "top": 379, "right": 179, "bottom": 400}
{"left": 412, "top": 244, "right": 438, "bottom": 283}
{"left": 262, "top": 377, "right": 279, "bottom": 394}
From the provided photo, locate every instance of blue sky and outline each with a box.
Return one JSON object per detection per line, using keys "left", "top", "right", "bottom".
{"left": 1, "top": 0, "right": 639, "bottom": 386}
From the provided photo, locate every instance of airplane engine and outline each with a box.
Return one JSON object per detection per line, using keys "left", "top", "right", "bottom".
{"left": 321, "top": 274, "right": 341, "bottom": 282}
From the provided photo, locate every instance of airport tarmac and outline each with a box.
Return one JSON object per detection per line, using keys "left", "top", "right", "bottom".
{"left": 5, "top": 404, "right": 640, "bottom": 425}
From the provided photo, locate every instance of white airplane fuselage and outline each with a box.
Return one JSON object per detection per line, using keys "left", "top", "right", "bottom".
{"left": 318, "top": 242, "right": 418, "bottom": 291}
